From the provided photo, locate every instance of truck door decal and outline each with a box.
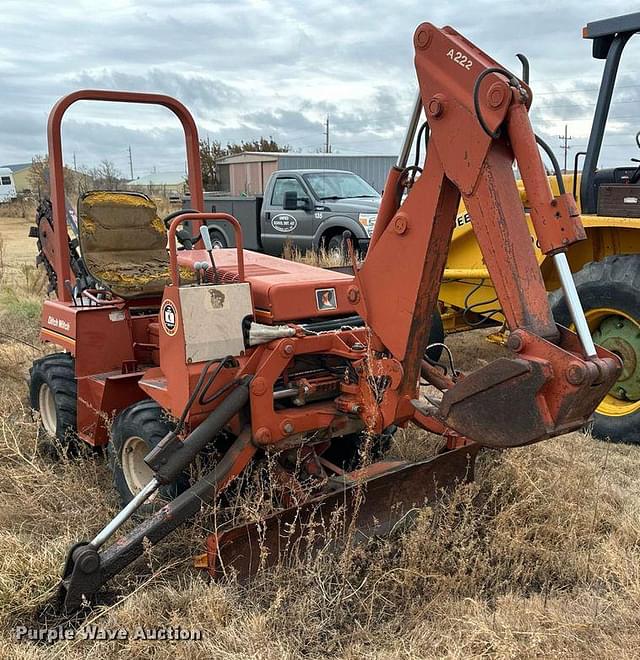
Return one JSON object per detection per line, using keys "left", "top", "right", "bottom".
{"left": 271, "top": 213, "right": 297, "bottom": 232}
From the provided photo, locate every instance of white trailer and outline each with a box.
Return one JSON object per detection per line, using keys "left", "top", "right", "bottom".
{"left": 0, "top": 168, "right": 17, "bottom": 203}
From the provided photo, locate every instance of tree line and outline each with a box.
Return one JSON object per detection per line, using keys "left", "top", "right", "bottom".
{"left": 28, "top": 136, "right": 289, "bottom": 197}
{"left": 199, "top": 136, "right": 288, "bottom": 189}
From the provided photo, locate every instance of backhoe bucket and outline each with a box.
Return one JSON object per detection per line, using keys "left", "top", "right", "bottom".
{"left": 206, "top": 443, "right": 480, "bottom": 579}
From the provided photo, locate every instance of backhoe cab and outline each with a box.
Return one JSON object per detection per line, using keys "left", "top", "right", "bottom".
{"left": 580, "top": 12, "right": 640, "bottom": 214}
{"left": 29, "top": 24, "right": 620, "bottom": 612}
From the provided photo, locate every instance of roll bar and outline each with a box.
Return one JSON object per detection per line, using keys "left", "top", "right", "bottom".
{"left": 47, "top": 89, "right": 205, "bottom": 301}
{"left": 580, "top": 14, "right": 639, "bottom": 213}
{"left": 167, "top": 213, "right": 245, "bottom": 285}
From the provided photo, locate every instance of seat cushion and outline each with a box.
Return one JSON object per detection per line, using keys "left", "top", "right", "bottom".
{"left": 78, "top": 191, "right": 188, "bottom": 298}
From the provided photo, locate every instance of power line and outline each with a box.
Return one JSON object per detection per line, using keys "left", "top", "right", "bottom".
{"left": 531, "top": 81, "right": 640, "bottom": 96}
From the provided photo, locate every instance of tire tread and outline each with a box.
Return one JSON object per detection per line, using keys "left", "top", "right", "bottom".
{"left": 550, "top": 254, "right": 640, "bottom": 444}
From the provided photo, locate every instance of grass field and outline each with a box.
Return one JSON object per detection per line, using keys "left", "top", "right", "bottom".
{"left": 0, "top": 208, "right": 639, "bottom": 658}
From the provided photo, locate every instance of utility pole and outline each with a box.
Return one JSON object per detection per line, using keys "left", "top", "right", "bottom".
{"left": 325, "top": 115, "right": 331, "bottom": 153}
{"left": 128, "top": 145, "right": 134, "bottom": 180}
{"left": 558, "top": 124, "right": 573, "bottom": 173}
{"left": 73, "top": 152, "right": 77, "bottom": 171}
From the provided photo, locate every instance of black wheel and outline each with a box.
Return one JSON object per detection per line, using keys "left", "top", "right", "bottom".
{"left": 322, "top": 426, "right": 397, "bottom": 472}
{"left": 425, "top": 309, "right": 445, "bottom": 363}
{"left": 108, "top": 399, "right": 189, "bottom": 508}
{"left": 29, "top": 353, "right": 77, "bottom": 445}
{"left": 550, "top": 254, "right": 640, "bottom": 444}
{"left": 326, "top": 233, "right": 345, "bottom": 254}
{"left": 209, "top": 229, "right": 228, "bottom": 249}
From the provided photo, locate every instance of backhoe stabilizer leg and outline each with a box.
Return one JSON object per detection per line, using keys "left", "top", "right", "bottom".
{"left": 58, "top": 430, "right": 256, "bottom": 612}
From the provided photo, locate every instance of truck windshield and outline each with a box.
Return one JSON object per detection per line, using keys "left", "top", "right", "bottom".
{"left": 304, "top": 172, "right": 380, "bottom": 200}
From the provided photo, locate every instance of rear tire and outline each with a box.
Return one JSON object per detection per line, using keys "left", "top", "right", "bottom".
{"left": 209, "top": 229, "right": 228, "bottom": 249}
{"left": 550, "top": 254, "right": 640, "bottom": 444}
{"left": 108, "top": 400, "right": 189, "bottom": 508}
{"left": 29, "top": 353, "right": 77, "bottom": 447}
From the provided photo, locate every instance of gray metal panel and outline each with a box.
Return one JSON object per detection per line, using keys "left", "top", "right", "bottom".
{"left": 202, "top": 195, "right": 262, "bottom": 250}
{"left": 276, "top": 155, "right": 395, "bottom": 192}
{"left": 584, "top": 13, "right": 640, "bottom": 39}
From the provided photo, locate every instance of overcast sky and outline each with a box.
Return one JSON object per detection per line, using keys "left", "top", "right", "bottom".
{"left": 2, "top": 0, "right": 638, "bottom": 178}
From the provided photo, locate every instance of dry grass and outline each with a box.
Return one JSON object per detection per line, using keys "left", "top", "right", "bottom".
{"left": 0, "top": 199, "right": 36, "bottom": 219}
{"left": 0, "top": 219, "right": 639, "bottom": 657}
{"left": 282, "top": 242, "right": 350, "bottom": 268}
{"left": 1, "top": 379, "right": 638, "bottom": 658}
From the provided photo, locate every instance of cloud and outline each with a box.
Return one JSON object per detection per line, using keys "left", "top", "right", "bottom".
{"left": 2, "top": 0, "right": 638, "bottom": 173}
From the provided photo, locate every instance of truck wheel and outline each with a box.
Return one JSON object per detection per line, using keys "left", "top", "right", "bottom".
{"left": 209, "top": 229, "right": 228, "bottom": 249}
{"left": 549, "top": 254, "right": 640, "bottom": 444}
{"left": 326, "top": 233, "right": 345, "bottom": 255}
{"left": 108, "top": 399, "right": 189, "bottom": 508}
{"left": 29, "top": 353, "right": 77, "bottom": 446}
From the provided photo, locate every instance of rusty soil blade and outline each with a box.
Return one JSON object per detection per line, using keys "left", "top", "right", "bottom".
{"left": 207, "top": 443, "right": 480, "bottom": 579}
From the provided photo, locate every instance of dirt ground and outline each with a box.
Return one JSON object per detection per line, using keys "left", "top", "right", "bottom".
{"left": 0, "top": 214, "right": 639, "bottom": 658}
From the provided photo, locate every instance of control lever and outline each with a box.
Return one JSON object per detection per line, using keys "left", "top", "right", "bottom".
{"left": 193, "top": 261, "right": 209, "bottom": 285}
{"left": 200, "top": 225, "right": 218, "bottom": 282}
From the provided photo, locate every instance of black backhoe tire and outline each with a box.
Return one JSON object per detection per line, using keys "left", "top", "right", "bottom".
{"left": 108, "top": 399, "right": 190, "bottom": 508}
{"left": 29, "top": 353, "right": 77, "bottom": 447}
{"left": 549, "top": 254, "right": 640, "bottom": 444}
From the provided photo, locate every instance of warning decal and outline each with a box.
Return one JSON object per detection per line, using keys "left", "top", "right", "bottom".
{"left": 161, "top": 300, "right": 178, "bottom": 336}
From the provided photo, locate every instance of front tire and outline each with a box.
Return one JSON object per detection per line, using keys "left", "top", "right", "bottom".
{"left": 29, "top": 353, "right": 77, "bottom": 446}
{"left": 108, "top": 400, "right": 189, "bottom": 508}
{"left": 550, "top": 254, "right": 640, "bottom": 444}
{"left": 326, "top": 233, "right": 345, "bottom": 254}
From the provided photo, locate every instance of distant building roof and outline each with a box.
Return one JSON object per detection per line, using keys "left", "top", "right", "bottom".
{"left": 0, "top": 162, "right": 32, "bottom": 172}
{"left": 280, "top": 153, "right": 395, "bottom": 158}
{"left": 215, "top": 152, "right": 395, "bottom": 164}
{"left": 216, "top": 152, "right": 281, "bottom": 164}
{"left": 129, "top": 171, "right": 186, "bottom": 186}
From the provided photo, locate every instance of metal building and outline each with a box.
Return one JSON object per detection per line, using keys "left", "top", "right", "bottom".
{"left": 215, "top": 152, "right": 395, "bottom": 195}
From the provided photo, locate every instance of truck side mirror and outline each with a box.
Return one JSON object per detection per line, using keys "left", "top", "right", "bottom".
{"left": 283, "top": 190, "right": 298, "bottom": 210}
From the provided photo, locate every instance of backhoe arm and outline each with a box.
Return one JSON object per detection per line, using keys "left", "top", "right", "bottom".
{"left": 351, "top": 24, "right": 621, "bottom": 447}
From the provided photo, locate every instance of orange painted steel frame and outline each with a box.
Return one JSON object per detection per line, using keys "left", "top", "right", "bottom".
{"left": 166, "top": 213, "right": 245, "bottom": 284}
{"left": 353, "top": 23, "right": 619, "bottom": 446}
{"left": 41, "top": 26, "right": 620, "bottom": 455}
{"left": 43, "top": 90, "right": 207, "bottom": 444}
{"left": 47, "top": 89, "right": 205, "bottom": 302}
